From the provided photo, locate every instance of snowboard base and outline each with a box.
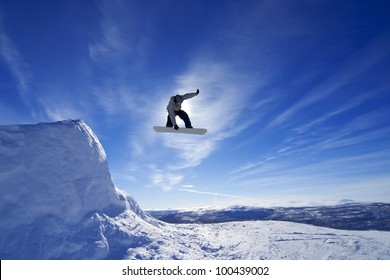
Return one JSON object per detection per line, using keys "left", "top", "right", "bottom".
{"left": 153, "top": 126, "right": 207, "bottom": 135}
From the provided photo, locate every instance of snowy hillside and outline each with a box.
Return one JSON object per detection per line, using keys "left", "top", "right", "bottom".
{"left": 0, "top": 120, "right": 153, "bottom": 259}
{"left": 0, "top": 120, "right": 389, "bottom": 260}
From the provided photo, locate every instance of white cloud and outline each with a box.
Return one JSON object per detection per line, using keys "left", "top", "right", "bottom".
{"left": 178, "top": 188, "right": 243, "bottom": 199}
{"left": 230, "top": 120, "right": 390, "bottom": 185}
{"left": 42, "top": 101, "right": 83, "bottom": 122}
{"left": 292, "top": 93, "right": 374, "bottom": 134}
{"left": 229, "top": 148, "right": 390, "bottom": 196}
{"left": 87, "top": 0, "right": 154, "bottom": 120}
{"left": 36, "top": 88, "right": 88, "bottom": 122}
{"left": 89, "top": 0, "right": 152, "bottom": 64}
{"left": 150, "top": 169, "right": 184, "bottom": 192}
{"left": 91, "top": 84, "right": 139, "bottom": 116}
{"left": 180, "top": 184, "right": 195, "bottom": 189}
{"left": 0, "top": 18, "right": 30, "bottom": 104}
{"left": 268, "top": 35, "right": 390, "bottom": 128}
{"left": 89, "top": 0, "right": 131, "bottom": 62}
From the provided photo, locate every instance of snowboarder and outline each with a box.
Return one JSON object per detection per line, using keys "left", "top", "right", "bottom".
{"left": 166, "top": 89, "right": 199, "bottom": 130}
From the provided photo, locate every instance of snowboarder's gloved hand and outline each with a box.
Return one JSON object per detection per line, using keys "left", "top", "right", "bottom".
{"left": 174, "top": 124, "right": 179, "bottom": 130}
{"left": 196, "top": 89, "right": 199, "bottom": 95}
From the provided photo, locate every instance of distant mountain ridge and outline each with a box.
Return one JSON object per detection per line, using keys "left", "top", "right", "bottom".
{"left": 148, "top": 202, "right": 390, "bottom": 231}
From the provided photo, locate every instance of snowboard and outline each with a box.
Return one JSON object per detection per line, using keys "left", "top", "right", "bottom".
{"left": 153, "top": 126, "right": 207, "bottom": 135}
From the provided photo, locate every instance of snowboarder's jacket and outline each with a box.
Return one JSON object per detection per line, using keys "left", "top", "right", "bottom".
{"left": 166, "top": 92, "right": 198, "bottom": 126}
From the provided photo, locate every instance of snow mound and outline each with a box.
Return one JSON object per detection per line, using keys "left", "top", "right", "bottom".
{"left": 0, "top": 120, "right": 150, "bottom": 259}
{"left": 0, "top": 120, "right": 125, "bottom": 226}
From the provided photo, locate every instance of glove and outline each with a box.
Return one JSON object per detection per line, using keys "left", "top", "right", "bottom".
{"left": 174, "top": 124, "right": 179, "bottom": 130}
{"left": 196, "top": 89, "right": 199, "bottom": 95}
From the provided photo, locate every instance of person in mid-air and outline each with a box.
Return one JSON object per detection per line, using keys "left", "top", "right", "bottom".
{"left": 166, "top": 89, "right": 199, "bottom": 130}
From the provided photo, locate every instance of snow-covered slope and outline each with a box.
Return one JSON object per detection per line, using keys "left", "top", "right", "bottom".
{"left": 0, "top": 120, "right": 125, "bottom": 226}
{"left": 0, "top": 120, "right": 389, "bottom": 260}
{"left": 0, "top": 120, "right": 151, "bottom": 259}
{"left": 148, "top": 221, "right": 390, "bottom": 260}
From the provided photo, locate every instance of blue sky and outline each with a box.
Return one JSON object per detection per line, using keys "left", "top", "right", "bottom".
{"left": 1, "top": 0, "right": 389, "bottom": 209}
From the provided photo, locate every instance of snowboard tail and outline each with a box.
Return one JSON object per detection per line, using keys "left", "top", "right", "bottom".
{"left": 153, "top": 126, "right": 207, "bottom": 135}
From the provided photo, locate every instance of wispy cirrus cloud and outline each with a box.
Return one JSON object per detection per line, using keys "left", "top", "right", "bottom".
{"left": 149, "top": 168, "right": 184, "bottom": 192}
{"left": 0, "top": 18, "right": 30, "bottom": 103}
{"left": 228, "top": 122, "right": 390, "bottom": 204}
{"left": 229, "top": 150, "right": 390, "bottom": 193}
{"left": 89, "top": 0, "right": 150, "bottom": 63}
{"left": 40, "top": 94, "right": 88, "bottom": 122}
{"left": 179, "top": 187, "right": 243, "bottom": 199}
{"left": 88, "top": 0, "right": 153, "bottom": 119}
{"left": 229, "top": 95, "right": 390, "bottom": 198}
{"left": 292, "top": 92, "right": 377, "bottom": 134}
{"left": 268, "top": 35, "right": 390, "bottom": 128}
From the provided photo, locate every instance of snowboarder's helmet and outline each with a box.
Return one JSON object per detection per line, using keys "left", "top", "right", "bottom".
{"left": 174, "top": 95, "right": 184, "bottom": 103}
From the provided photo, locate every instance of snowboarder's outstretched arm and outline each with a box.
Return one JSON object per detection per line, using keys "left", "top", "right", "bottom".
{"left": 182, "top": 89, "right": 199, "bottom": 100}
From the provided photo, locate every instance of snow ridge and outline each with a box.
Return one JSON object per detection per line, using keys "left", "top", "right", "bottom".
{"left": 0, "top": 120, "right": 149, "bottom": 259}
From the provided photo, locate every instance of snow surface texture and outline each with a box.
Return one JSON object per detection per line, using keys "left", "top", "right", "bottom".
{"left": 0, "top": 120, "right": 389, "bottom": 260}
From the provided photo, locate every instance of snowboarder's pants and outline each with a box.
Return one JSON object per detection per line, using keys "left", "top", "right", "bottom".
{"left": 166, "top": 110, "right": 192, "bottom": 128}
